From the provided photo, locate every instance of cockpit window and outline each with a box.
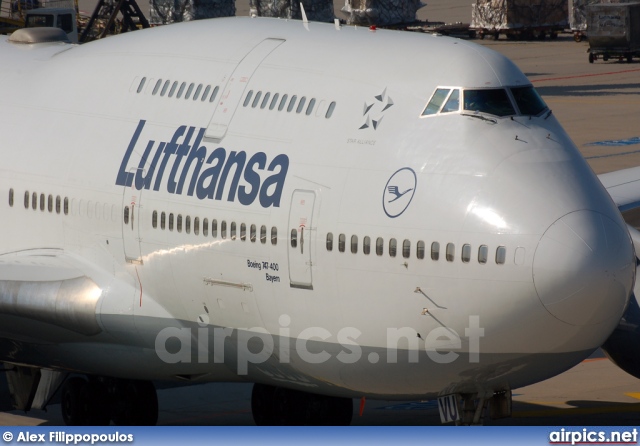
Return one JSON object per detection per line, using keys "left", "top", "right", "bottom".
{"left": 422, "top": 88, "right": 461, "bottom": 116}
{"left": 510, "top": 86, "right": 548, "bottom": 116}
{"left": 463, "top": 89, "right": 515, "bottom": 117}
{"left": 421, "top": 86, "right": 546, "bottom": 119}
{"left": 441, "top": 89, "right": 460, "bottom": 113}
{"left": 422, "top": 88, "right": 450, "bottom": 116}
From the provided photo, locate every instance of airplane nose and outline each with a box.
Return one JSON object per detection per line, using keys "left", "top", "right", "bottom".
{"left": 533, "top": 210, "right": 634, "bottom": 326}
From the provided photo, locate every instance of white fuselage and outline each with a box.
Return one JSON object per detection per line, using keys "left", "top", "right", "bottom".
{"left": 0, "top": 18, "right": 634, "bottom": 400}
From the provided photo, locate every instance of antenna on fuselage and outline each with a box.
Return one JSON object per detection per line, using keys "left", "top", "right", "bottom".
{"left": 300, "top": 2, "right": 310, "bottom": 30}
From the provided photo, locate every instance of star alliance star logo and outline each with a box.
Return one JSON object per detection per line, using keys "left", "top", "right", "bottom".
{"left": 360, "top": 88, "right": 394, "bottom": 130}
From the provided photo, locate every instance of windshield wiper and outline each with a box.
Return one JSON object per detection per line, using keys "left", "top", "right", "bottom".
{"left": 461, "top": 113, "right": 497, "bottom": 124}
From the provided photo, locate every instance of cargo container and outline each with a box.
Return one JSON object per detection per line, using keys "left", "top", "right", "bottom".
{"left": 470, "top": 0, "right": 567, "bottom": 40}
{"left": 569, "top": 0, "right": 624, "bottom": 42}
{"left": 341, "top": 0, "right": 421, "bottom": 26}
{"left": 587, "top": 2, "right": 640, "bottom": 62}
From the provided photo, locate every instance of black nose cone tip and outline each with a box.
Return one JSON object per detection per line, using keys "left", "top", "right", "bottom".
{"left": 533, "top": 210, "right": 634, "bottom": 327}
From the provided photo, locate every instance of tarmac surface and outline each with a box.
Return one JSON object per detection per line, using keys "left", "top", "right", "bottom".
{"left": 3, "top": 0, "right": 640, "bottom": 427}
{"left": 3, "top": 352, "right": 640, "bottom": 425}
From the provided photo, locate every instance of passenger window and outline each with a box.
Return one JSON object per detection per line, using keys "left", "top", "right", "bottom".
{"left": 261, "top": 92, "right": 271, "bottom": 109}
{"left": 152, "top": 211, "right": 158, "bottom": 228}
{"left": 338, "top": 234, "right": 346, "bottom": 253}
{"left": 161, "top": 212, "right": 166, "bottom": 230}
{"left": 326, "top": 101, "right": 336, "bottom": 119}
{"left": 462, "top": 244, "right": 471, "bottom": 263}
{"left": 177, "top": 82, "right": 186, "bottom": 99}
{"left": 260, "top": 225, "right": 267, "bottom": 244}
{"left": 169, "top": 213, "right": 174, "bottom": 231}
{"left": 478, "top": 245, "right": 488, "bottom": 264}
{"left": 185, "top": 216, "right": 191, "bottom": 234}
{"left": 209, "top": 86, "right": 219, "bottom": 103}
{"left": 446, "top": 243, "right": 455, "bottom": 262}
{"left": 463, "top": 89, "right": 515, "bottom": 117}
{"left": 39, "top": 193, "right": 45, "bottom": 211}
{"left": 296, "top": 97, "right": 306, "bottom": 114}
{"left": 56, "top": 196, "right": 61, "bottom": 214}
{"left": 241, "top": 223, "right": 246, "bottom": 241}
{"left": 32, "top": 192, "right": 37, "bottom": 210}
{"left": 422, "top": 88, "right": 450, "bottom": 116}
{"left": 193, "top": 84, "right": 202, "bottom": 101}
{"left": 269, "top": 93, "right": 279, "bottom": 110}
{"left": 417, "top": 240, "right": 425, "bottom": 259}
{"left": 24, "top": 191, "right": 29, "bottom": 209}
{"left": 402, "top": 240, "right": 410, "bottom": 258}
{"left": 250, "top": 224, "right": 256, "bottom": 242}
{"left": 496, "top": 246, "right": 507, "bottom": 265}
{"left": 64, "top": 197, "right": 69, "bottom": 215}
{"left": 244, "top": 91, "right": 253, "bottom": 107}
{"left": 363, "top": 236, "right": 371, "bottom": 255}
{"left": 124, "top": 206, "right": 130, "bottom": 225}
{"left": 161, "top": 80, "right": 171, "bottom": 97}
{"left": 252, "top": 91, "right": 262, "bottom": 108}
{"left": 389, "top": 238, "right": 397, "bottom": 257}
{"left": 271, "top": 226, "right": 278, "bottom": 245}
{"left": 326, "top": 233, "right": 333, "bottom": 251}
{"left": 137, "top": 77, "right": 146, "bottom": 93}
{"left": 287, "top": 95, "right": 297, "bottom": 112}
{"left": 201, "top": 85, "right": 211, "bottom": 102}
{"left": 194, "top": 217, "right": 200, "bottom": 235}
{"left": 351, "top": 235, "right": 358, "bottom": 254}
{"left": 306, "top": 98, "right": 316, "bottom": 116}
{"left": 177, "top": 214, "right": 183, "bottom": 233}
{"left": 376, "top": 237, "right": 384, "bottom": 256}
{"left": 212, "top": 219, "right": 218, "bottom": 238}
{"left": 203, "top": 218, "right": 209, "bottom": 236}
{"left": 279, "top": 94, "right": 288, "bottom": 111}
{"left": 231, "top": 221, "right": 236, "bottom": 240}
{"left": 291, "top": 229, "right": 298, "bottom": 248}
{"left": 47, "top": 195, "right": 53, "bottom": 212}
{"left": 152, "top": 79, "right": 162, "bottom": 95}
{"left": 184, "top": 82, "right": 194, "bottom": 99}
{"left": 221, "top": 220, "right": 227, "bottom": 239}
{"left": 431, "top": 242, "right": 440, "bottom": 261}
{"left": 168, "top": 81, "right": 178, "bottom": 97}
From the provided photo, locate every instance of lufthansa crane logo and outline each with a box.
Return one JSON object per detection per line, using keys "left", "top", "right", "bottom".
{"left": 383, "top": 167, "right": 417, "bottom": 218}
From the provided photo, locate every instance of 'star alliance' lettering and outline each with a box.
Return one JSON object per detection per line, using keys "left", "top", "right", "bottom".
{"left": 116, "top": 120, "right": 289, "bottom": 208}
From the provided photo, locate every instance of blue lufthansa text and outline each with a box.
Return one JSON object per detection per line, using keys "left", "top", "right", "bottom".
{"left": 116, "top": 120, "right": 289, "bottom": 208}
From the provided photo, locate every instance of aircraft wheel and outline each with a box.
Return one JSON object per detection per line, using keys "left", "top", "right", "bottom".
{"left": 84, "top": 380, "right": 111, "bottom": 425}
{"left": 574, "top": 32, "right": 582, "bottom": 42}
{"left": 61, "top": 377, "right": 91, "bottom": 426}
{"left": 111, "top": 380, "right": 158, "bottom": 426}
{"left": 324, "top": 395, "right": 353, "bottom": 426}
{"left": 251, "top": 383, "right": 278, "bottom": 425}
{"left": 588, "top": 53, "right": 595, "bottom": 63}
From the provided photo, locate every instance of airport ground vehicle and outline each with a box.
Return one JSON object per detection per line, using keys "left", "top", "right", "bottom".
{"left": 587, "top": 2, "right": 640, "bottom": 63}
